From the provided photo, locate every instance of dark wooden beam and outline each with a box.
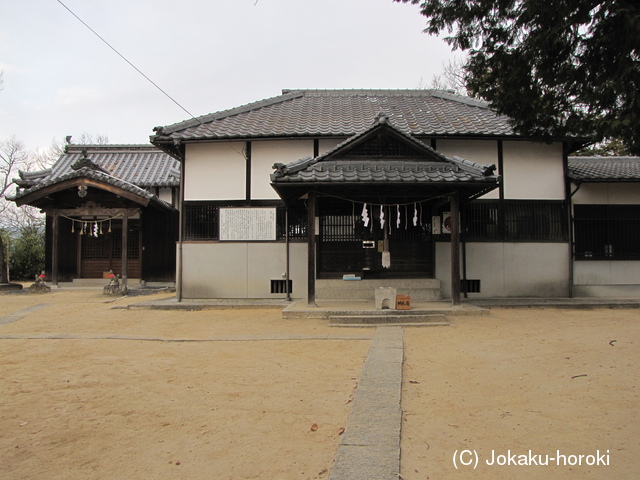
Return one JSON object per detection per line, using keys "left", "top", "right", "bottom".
{"left": 450, "top": 192, "right": 461, "bottom": 306}
{"left": 51, "top": 212, "right": 59, "bottom": 286}
{"left": 53, "top": 207, "right": 140, "bottom": 217}
{"left": 245, "top": 141, "right": 252, "bottom": 202}
{"left": 121, "top": 212, "right": 128, "bottom": 286}
{"left": 307, "top": 191, "right": 317, "bottom": 306}
{"left": 16, "top": 178, "right": 150, "bottom": 208}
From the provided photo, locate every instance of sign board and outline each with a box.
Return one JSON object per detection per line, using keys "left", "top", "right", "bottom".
{"left": 396, "top": 294, "right": 411, "bottom": 310}
{"left": 432, "top": 216, "right": 441, "bottom": 235}
{"left": 219, "top": 207, "right": 277, "bottom": 241}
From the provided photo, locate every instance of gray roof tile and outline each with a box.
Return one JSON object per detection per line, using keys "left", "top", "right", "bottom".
{"left": 11, "top": 145, "right": 179, "bottom": 208}
{"left": 271, "top": 120, "right": 499, "bottom": 188}
{"left": 568, "top": 156, "right": 640, "bottom": 181}
{"left": 152, "top": 89, "right": 515, "bottom": 142}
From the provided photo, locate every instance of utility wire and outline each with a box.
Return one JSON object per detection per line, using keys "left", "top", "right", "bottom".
{"left": 56, "top": 0, "right": 202, "bottom": 124}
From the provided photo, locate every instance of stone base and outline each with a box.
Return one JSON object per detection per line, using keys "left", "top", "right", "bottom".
{"left": 375, "top": 287, "right": 397, "bottom": 310}
{"left": 0, "top": 283, "right": 23, "bottom": 292}
{"left": 103, "top": 285, "right": 128, "bottom": 296}
{"left": 29, "top": 283, "right": 51, "bottom": 294}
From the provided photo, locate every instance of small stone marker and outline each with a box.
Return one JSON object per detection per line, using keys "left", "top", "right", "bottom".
{"left": 396, "top": 294, "right": 411, "bottom": 310}
{"left": 375, "top": 287, "right": 397, "bottom": 310}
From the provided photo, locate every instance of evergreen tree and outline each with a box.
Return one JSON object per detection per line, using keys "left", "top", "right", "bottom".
{"left": 397, "top": 0, "right": 640, "bottom": 153}
{"left": 9, "top": 226, "right": 45, "bottom": 281}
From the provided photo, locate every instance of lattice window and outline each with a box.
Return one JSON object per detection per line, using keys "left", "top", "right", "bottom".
{"left": 348, "top": 133, "right": 423, "bottom": 157}
{"left": 184, "top": 202, "right": 307, "bottom": 241}
{"left": 184, "top": 203, "right": 219, "bottom": 240}
{"left": 574, "top": 205, "right": 640, "bottom": 259}
{"left": 81, "top": 235, "right": 110, "bottom": 259}
{"left": 462, "top": 201, "right": 567, "bottom": 242}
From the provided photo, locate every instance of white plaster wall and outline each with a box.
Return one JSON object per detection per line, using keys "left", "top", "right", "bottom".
{"left": 158, "top": 187, "right": 173, "bottom": 204}
{"left": 318, "top": 138, "right": 345, "bottom": 155}
{"left": 181, "top": 242, "right": 308, "bottom": 299}
{"left": 502, "top": 141, "right": 565, "bottom": 199}
{"left": 572, "top": 183, "right": 640, "bottom": 205}
{"left": 251, "top": 140, "right": 314, "bottom": 200}
{"left": 574, "top": 261, "right": 640, "bottom": 285}
{"left": 436, "top": 139, "right": 499, "bottom": 166}
{"left": 435, "top": 139, "right": 500, "bottom": 199}
{"left": 436, "top": 242, "right": 569, "bottom": 298}
{"left": 185, "top": 142, "right": 246, "bottom": 200}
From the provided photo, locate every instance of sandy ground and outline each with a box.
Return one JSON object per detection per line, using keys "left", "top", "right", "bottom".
{"left": 402, "top": 307, "right": 640, "bottom": 480}
{"left": 1, "top": 289, "right": 639, "bottom": 479}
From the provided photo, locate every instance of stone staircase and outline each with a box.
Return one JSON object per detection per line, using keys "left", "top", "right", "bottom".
{"left": 316, "top": 278, "right": 442, "bottom": 302}
{"left": 329, "top": 312, "right": 449, "bottom": 326}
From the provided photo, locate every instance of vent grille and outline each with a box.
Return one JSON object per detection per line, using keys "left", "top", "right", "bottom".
{"left": 271, "top": 279, "right": 293, "bottom": 294}
{"left": 461, "top": 279, "right": 481, "bottom": 293}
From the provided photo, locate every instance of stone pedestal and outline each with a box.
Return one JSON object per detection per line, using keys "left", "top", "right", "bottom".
{"left": 375, "top": 287, "right": 397, "bottom": 310}
{"left": 29, "top": 272, "right": 51, "bottom": 294}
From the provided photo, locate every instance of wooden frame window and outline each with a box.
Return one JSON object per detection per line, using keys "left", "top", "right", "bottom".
{"left": 462, "top": 200, "right": 568, "bottom": 242}
{"left": 574, "top": 205, "right": 640, "bottom": 260}
{"left": 183, "top": 201, "right": 307, "bottom": 241}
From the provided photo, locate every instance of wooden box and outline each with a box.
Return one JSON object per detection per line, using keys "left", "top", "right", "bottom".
{"left": 396, "top": 294, "right": 411, "bottom": 310}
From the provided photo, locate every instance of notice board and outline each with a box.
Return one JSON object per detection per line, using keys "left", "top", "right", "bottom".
{"left": 219, "top": 207, "right": 277, "bottom": 241}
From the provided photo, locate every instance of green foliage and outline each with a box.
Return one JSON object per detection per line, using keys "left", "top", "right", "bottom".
{"left": 398, "top": 0, "right": 640, "bottom": 154}
{"left": 573, "top": 137, "right": 632, "bottom": 156}
{"left": 0, "top": 230, "right": 9, "bottom": 283}
{"left": 9, "top": 227, "right": 45, "bottom": 281}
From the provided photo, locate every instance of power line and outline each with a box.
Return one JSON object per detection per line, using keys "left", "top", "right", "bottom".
{"left": 56, "top": 0, "right": 202, "bottom": 124}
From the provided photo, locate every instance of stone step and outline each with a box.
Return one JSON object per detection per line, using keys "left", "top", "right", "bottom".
{"left": 317, "top": 279, "right": 442, "bottom": 302}
{"left": 329, "top": 314, "right": 449, "bottom": 326}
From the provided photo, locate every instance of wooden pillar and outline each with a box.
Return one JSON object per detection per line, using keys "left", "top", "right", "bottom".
{"left": 450, "top": 192, "right": 461, "bottom": 306}
{"left": 76, "top": 229, "right": 82, "bottom": 279}
{"left": 121, "top": 213, "right": 128, "bottom": 286}
{"left": 285, "top": 206, "right": 291, "bottom": 301}
{"left": 52, "top": 212, "right": 59, "bottom": 286}
{"left": 307, "top": 191, "right": 317, "bottom": 306}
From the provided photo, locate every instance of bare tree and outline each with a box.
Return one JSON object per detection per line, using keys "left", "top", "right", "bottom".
{"left": 74, "top": 132, "right": 110, "bottom": 145}
{"left": 0, "top": 137, "right": 31, "bottom": 282}
{"left": 429, "top": 56, "right": 470, "bottom": 96}
{"left": 0, "top": 137, "right": 53, "bottom": 282}
{"left": 0, "top": 137, "right": 29, "bottom": 205}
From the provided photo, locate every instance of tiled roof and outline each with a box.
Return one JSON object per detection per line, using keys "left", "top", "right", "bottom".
{"left": 151, "top": 89, "right": 515, "bottom": 143}
{"left": 15, "top": 168, "right": 157, "bottom": 202}
{"left": 10, "top": 145, "right": 179, "bottom": 208}
{"left": 271, "top": 119, "right": 498, "bottom": 191}
{"left": 15, "top": 145, "right": 179, "bottom": 188}
{"left": 273, "top": 160, "right": 493, "bottom": 184}
{"left": 568, "top": 156, "right": 640, "bottom": 181}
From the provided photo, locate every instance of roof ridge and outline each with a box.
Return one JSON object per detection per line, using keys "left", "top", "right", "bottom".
{"left": 65, "top": 144, "right": 162, "bottom": 153}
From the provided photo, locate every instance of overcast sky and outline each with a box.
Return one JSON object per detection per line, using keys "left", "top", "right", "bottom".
{"left": 0, "top": 0, "right": 455, "bottom": 152}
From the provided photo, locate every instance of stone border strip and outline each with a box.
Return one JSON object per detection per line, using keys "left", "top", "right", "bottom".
{"left": 330, "top": 326, "right": 403, "bottom": 480}
{"left": 0, "top": 334, "right": 373, "bottom": 342}
{"left": 0, "top": 303, "right": 51, "bottom": 326}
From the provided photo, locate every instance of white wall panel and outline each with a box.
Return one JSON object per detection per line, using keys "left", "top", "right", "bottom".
{"left": 181, "top": 242, "right": 308, "bottom": 300}
{"left": 185, "top": 142, "right": 246, "bottom": 200}
{"left": 502, "top": 141, "right": 565, "bottom": 199}
{"left": 251, "top": 140, "right": 314, "bottom": 200}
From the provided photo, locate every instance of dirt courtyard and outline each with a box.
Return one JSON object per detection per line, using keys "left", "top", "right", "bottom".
{"left": 1, "top": 289, "right": 639, "bottom": 479}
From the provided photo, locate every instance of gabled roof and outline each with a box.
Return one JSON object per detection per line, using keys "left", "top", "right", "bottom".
{"left": 568, "top": 156, "right": 640, "bottom": 182}
{"left": 151, "top": 89, "right": 515, "bottom": 147}
{"left": 10, "top": 145, "right": 179, "bottom": 210}
{"left": 271, "top": 117, "right": 499, "bottom": 202}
